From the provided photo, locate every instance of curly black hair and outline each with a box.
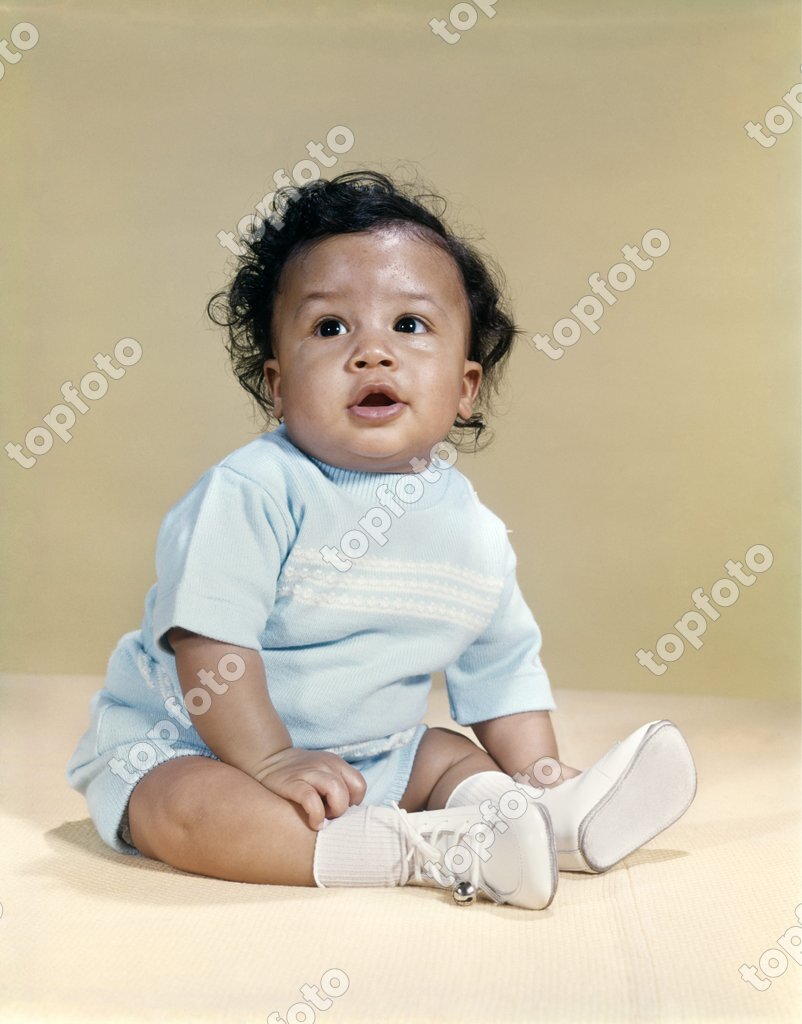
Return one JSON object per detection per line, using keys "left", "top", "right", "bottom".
{"left": 207, "top": 169, "right": 522, "bottom": 453}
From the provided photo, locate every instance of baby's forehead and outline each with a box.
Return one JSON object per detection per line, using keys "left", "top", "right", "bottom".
{"left": 283, "top": 225, "right": 464, "bottom": 292}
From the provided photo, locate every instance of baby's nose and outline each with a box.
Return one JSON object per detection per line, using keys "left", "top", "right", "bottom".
{"left": 347, "top": 342, "right": 398, "bottom": 370}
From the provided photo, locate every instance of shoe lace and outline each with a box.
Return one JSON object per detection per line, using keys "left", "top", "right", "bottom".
{"left": 388, "top": 801, "right": 503, "bottom": 904}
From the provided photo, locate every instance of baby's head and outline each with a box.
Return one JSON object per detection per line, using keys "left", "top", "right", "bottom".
{"left": 208, "top": 170, "right": 521, "bottom": 473}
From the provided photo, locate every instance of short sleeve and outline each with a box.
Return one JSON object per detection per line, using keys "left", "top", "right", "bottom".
{"left": 151, "top": 467, "right": 289, "bottom": 653}
{"left": 443, "top": 536, "right": 556, "bottom": 724}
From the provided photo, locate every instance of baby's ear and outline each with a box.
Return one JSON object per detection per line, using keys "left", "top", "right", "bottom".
{"left": 263, "top": 357, "right": 281, "bottom": 410}
{"left": 264, "top": 360, "right": 280, "bottom": 391}
{"left": 459, "top": 361, "right": 483, "bottom": 413}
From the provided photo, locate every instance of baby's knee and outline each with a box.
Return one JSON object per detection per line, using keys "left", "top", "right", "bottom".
{"left": 128, "top": 755, "right": 215, "bottom": 856}
{"left": 425, "top": 726, "right": 491, "bottom": 770}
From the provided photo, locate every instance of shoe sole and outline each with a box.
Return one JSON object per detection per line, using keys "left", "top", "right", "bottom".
{"left": 578, "top": 721, "right": 697, "bottom": 873}
{"left": 526, "top": 801, "right": 558, "bottom": 910}
{"left": 484, "top": 800, "right": 558, "bottom": 911}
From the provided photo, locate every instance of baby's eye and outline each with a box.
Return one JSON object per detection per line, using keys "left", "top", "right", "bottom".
{"left": 395, "top": 316, "right": 427, "bottom": 334}
{"left": 315, "top": 318, "right": 347, "bottom": 337}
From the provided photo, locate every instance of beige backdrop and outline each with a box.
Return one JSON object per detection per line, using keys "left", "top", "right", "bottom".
{"left": 2, "top": 0, "right": 799, "bottom": 699}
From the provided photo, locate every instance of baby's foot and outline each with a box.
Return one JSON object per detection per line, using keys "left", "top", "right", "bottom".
{"left": 527, "top": 721, "right": 697, "bottom": 873}
{"left": 392, "top": 799, "right": 559, "bottom": 910}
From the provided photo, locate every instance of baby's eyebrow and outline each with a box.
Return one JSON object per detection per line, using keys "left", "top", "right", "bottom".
{"left": 395, "top": 290, "right": 446, "bottom": 313}
{"left": 295, "top": 291, "right": 337, "bottom": 314}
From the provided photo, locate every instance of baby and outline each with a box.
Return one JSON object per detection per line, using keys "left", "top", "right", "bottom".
{"left": 66, "top": 170, "right": 697, "bottom": 910}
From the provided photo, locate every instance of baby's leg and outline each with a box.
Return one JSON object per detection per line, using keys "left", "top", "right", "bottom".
{"left": 125, "top": 734, "right": 515, "bottom": 884}
{"left": 398, "top": 726, "right": 513, "bottom": 812}
{"left": 407, "top": 722, "right": 698, "bottom": 874}
{"left": 127, "top": 755, "right": 317, "bottom": 885}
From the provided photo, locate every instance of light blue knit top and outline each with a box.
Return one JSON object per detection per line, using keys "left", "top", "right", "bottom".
{"left": 134, "top": 424, "right": 555, "bottom": 758}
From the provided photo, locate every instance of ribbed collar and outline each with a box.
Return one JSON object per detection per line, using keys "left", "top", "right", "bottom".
{"left": 271, "top": 423, "right": 455, "bottom": 511}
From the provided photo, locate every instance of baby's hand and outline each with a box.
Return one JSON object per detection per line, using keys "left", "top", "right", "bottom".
{"left": 253, "top": 747, "right": 367, "bottom": 831}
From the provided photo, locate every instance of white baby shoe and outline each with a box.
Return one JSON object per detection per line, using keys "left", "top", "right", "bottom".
{"left": 529, "top": 720, "right": 697, "bottom": 873}
{"left": 389, "top": 798, "right": 558, "bottom": 910}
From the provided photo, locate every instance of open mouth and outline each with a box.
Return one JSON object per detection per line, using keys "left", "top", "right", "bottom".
{"left": 358, "top": 392, "right": 396, "bottom": 407}
{"left": 349, "top": 388, "right": 406, "bottom": 421}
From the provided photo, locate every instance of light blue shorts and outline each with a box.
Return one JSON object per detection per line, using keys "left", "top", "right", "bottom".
{"left": 66, "top": 638, "right": 430, "bottom": 857}
{"left": 339, "top": 722, "right": 429, "bottom": 809}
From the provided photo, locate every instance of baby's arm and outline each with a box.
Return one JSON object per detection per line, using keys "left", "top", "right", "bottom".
{"left": 167, "top": 628, "right": 367, "bottom": 828}
{"left": 168, "top": 627, "right": 291, "bottom": 773}
{"left": 472, "top": 711, "right": 580, "bottom": 786}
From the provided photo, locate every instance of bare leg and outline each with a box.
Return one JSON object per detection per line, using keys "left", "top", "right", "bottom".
{"left": 398, "top": 726, "right": 581, "bottom": 814}
{"left": 127, "top": 756, "right": 317, "bottom": 886}
{"left": 398, "top": 727, "right": 510, "bottom": 811}
{"left": 471, "top": 712, "right": 582, "bottom": 788}
{"left": 128, "top": 737, "right": 503, "bottom": 885}
{"left": 127, "top": 732, "right": 576, "bottom": 887}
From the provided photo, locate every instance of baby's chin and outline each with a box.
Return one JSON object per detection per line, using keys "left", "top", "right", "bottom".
{"left": 288, "top": 430, "right": 440, "bottom": 475}
{"left": 316, "top": 447, "right": 424, "bottom": 475}
{"left": 278, "top": 411, "right": 455, "bottom": 475}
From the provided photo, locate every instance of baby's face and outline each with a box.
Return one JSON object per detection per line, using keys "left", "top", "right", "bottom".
{"left": 264, "top": 226, "right": 482, "bottom": 473}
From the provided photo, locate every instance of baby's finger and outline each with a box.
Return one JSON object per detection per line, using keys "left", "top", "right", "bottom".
{"left": 341, "top": 764, "right": 367, "bottom": 805}
{"left": 294, "top": 785, "right": 327, "bottom": 831}
{"left": 314, "top": 772, "right": 353, "bottom": 820}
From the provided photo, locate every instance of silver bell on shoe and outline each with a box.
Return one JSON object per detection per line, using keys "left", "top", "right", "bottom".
{"left": 453, "top": 881, "right": 476, "bottom": 905}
